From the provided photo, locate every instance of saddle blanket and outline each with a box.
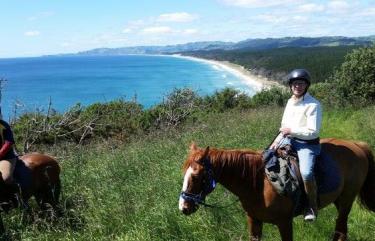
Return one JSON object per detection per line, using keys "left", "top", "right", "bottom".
{"left": 315, "top": 151, "right": 341, "bottom": 194}
{"left": 263, "top": 149, "right": 341, "bottom": 196}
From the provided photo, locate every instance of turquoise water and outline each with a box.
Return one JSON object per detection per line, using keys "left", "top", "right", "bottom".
{"left": 0, "top": 55, "right": 256, "bottom": 119}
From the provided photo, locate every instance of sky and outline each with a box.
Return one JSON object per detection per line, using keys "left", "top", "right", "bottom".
{"left": 1, "top": 0, "right": 375, "bottom": 58}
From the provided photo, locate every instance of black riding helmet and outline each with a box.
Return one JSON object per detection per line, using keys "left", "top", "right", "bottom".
{"left": 287, "top": 69, "right": 311, "bottom": 86}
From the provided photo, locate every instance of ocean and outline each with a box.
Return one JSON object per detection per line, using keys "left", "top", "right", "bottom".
{"left": 0, "top": 55, "right": 257, "bottom": 119}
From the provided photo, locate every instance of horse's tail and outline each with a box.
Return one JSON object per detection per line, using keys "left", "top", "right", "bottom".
{"left": 356, "top": 141, "right": 375, "bottom": 212}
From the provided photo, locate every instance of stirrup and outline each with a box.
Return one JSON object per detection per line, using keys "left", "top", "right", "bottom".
{"left": 304, "top": 208, "right": 317, "bottom": 222}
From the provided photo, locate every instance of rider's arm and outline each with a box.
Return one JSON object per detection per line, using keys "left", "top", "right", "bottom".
{"left": 0, "top": 141, "right": 13, "bottom": 160}
{"left": 270, "top": 132, "right": 283, "bottom": 150}
{"left": 0, "top": 121, "right": 16, "bottom": 160}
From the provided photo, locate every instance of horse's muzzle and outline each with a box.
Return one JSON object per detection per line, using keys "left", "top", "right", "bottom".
{"left": 181, "top": 204, "right": 198, "bottom": 215}
{"left": 179, "top": 197, "right": 199, "bottom": 215}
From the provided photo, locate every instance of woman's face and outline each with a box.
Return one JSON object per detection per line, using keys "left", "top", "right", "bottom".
{"left": 290, "top": 80, "right": 308, "bottom": 97}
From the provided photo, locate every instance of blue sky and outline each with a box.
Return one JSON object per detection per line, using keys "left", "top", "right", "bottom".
{"left": 1, "top": 0, "right": 375, "bottom": 58}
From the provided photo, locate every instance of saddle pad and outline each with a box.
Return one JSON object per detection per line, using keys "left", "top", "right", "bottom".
{"left": 315, "top": 151, "right": 341, "bottom": 194}
{"left": 14, "top": 159, "right": 32, "bottom": 190}
{"left": 263, "top": 149, "right": 300, "bottom": 197}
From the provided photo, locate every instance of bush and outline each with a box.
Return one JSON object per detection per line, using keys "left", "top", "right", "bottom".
{"left": 80, "top": 99, "right": 144, "bottom": 139}
{"left": 142, "top": 88, "right": 200, "bottom": 129}
{"left": 328, "top": 45, "right": 375, "bottom": 106}
{"left": 12, "top": 100, "right": 145, "bottom": 151}
{"left": 250, "top": 87, "right": 289, "bottom": 107}
{"left": 203, "top": 87, "right": 252, "bottom": 112}
{"left": 11, "top": 87, "right": 293, "bottom": 149}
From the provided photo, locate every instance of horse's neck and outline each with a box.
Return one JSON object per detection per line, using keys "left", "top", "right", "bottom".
{"left": 210, "top": 150, "right": 263, "bottom": 197}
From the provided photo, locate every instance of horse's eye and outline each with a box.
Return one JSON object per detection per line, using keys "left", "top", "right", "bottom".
{"left": 191, "top": 174, "right": 199, "bottom": 180}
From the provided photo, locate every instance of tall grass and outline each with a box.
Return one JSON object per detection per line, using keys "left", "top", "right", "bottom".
{"left": 2, "top": 106, "right": 375, "bottom": 240}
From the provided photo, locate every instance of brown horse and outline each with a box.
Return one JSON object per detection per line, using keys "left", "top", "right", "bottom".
{"left": 179, "top": 139, "right": 375, "bottom": 241}
{"left": 0, "top": 153, "right": 61, "bottom": 233}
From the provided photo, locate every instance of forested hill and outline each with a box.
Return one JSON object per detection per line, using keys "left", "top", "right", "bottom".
{"left": 181, "top": 45, "right": 361, "bottom": 83}
{"left": 72, "top": 36, "right": 375, "bottom": 56}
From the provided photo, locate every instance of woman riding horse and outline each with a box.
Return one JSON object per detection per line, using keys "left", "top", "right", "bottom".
{"left": 180, "top": 142, "right": 375, "bottom": 241}
{"left": 271, "top": 69, "right": 321, "bottom": 222}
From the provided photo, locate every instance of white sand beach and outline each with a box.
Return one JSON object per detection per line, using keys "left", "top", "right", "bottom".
{"left": 171, "top": 54, "right": 280, "bottom": 92}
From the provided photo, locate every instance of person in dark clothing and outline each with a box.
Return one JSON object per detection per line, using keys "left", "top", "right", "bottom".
{"left": 0, "top": 112, "right": 19, "bottom": 206}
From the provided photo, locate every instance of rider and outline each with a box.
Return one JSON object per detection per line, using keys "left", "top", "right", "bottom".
{"left": 0, "top": 108, "right": 19, "bottom": 201}
{"left": 271, "top": 69, "right": 322, "bottom": 222}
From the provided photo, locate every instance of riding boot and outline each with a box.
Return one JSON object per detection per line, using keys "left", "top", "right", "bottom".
{"left": 303, "top": 180, "right": 318, "bottom": 222}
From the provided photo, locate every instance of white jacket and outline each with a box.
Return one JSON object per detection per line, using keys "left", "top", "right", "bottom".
{"left": 276, "top": 93, "right": 322, "bottom": 142}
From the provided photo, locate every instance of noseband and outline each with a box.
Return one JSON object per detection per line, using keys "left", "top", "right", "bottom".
{"left": 180, "top": 157, "right": 216, "bottom": 207}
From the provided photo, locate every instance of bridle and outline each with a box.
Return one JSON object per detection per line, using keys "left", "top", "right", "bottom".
{"left": 180, "top": 156, "right": 217, "bottom": 207}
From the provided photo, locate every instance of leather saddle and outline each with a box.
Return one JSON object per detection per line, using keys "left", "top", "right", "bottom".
{"left": 275, "top": 144, "right": 341, "bottom": 215}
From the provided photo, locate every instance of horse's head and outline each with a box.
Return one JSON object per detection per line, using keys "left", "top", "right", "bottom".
{"left": 179, "top": 142, "right": 216, "bottom": 215}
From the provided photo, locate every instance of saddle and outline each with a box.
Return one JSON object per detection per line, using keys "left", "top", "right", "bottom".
{"left": 263, "top": 144, "right": 341, "bottom": 216}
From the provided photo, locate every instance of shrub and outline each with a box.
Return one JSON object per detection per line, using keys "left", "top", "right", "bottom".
{"left": 203, "top": 87, "right": 252, "bottom": 112}
{"left": 250, "top": 87, "right": 289, "bottom": 107}
{"left": 143, "top": 88, "right": 200, "bottom": 129}
{"left": 328, "top": 45, "right": 375, "bottom": 106}
{"left": 79, "top": 99, "right": 144, "bottom": 139}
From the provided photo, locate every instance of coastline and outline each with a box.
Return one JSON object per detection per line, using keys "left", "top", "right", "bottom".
{"left": 171, "top": 54, "right": 281, "bottom": 92}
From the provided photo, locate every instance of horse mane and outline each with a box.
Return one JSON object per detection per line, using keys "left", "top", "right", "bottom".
{"left": 183, "top": 146, "right": 264, "bottom": 188}
{"left": 210, "top": 148, "right": 264, "bottom": 186}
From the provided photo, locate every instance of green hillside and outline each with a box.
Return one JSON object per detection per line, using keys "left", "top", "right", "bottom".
{"left": 181, "top": 45, "right": 360, "bottom": 82}
{"left": 3, "top": 106, "right": 375, "bottom": 240}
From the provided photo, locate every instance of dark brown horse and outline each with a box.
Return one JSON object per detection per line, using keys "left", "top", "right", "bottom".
{"left": 179, "top": 139, "right": 375, "bottom": 241}
{"left": 0, "top": 153, "right": 61, "bottom": 233}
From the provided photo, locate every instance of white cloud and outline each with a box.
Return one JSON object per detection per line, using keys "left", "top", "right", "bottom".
{"left": 296, "top": 3, "right": 324, "bottom": 13}
{"left": 357, "top": 7, "right": 375, "bottom": 17}
{"left": 327, "top": 1, "right": 350, "bottom": 14}
{"left": 24, "top": 31, "right": 40, "bottom": 37}
{"left": 220, "top": 0, "right": 299, "bottom": 8}
{"left": 157, "top": 12, "right": 197, "bottom": 22}
{"left": 142, "top": 26, "right": 173, "bottom": 34}
{"left": 292, "top": 15, "right": 308, "bottom": 22}
{"left": 182, "top": 29, "right": 198, "bottom": 34}
{"left": 256, "top": 14, "right": 287, "bottom": 24}
{"left": 123, "top": 28, "right": 132, "bottom": 34}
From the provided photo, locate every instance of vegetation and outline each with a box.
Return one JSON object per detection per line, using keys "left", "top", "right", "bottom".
{"left": 328, "top": 45, "right": 375, "bottom": 106}
{"left": 11, "top": 87, "right": 290, "bottom": 151}
{"left": 3, "top": 106, "right": 375, "bottom": 241}
{"left": 182, "top": 45, "right": 361, "bottom": 83}
{"left": 1, "top": 44, "right": 375, "bottom": 240}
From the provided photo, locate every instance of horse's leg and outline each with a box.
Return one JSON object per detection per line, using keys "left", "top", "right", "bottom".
{"left": 332, "top": 199, "right": 353, "bottom": 241}
{"left": 247, "top": 216, "right": 263, "bottom": 241}
{"left": 0, "top": 215, "right": 4, "bottom": 236}
{"left": 35, "top": 174, "right": 61, "bottom": 218}
{"left": 276, "top": 218, "right": 293, "bottom": 241}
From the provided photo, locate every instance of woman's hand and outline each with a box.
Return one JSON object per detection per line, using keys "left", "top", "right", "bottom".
{"left": 279, "top": 127, "right": 291, "bottom": 136}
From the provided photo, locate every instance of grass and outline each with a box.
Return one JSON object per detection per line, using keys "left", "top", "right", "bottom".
{"left": 2, "top": 106, "right": 375, "bottom": 240}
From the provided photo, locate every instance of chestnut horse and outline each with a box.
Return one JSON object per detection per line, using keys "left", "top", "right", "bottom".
{"left": 0, "top": 153, "right": 61, "bottom": 233}
{"left": 179, "top": 139, "right": 375, "bottom": 241}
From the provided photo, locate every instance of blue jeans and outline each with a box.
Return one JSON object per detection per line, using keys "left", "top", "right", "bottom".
{"left": 290, "top": 138, "right": 321, "bottom": 181}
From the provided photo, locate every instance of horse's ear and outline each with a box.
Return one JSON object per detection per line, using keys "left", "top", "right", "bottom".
{"left": 190, "top": 142, "right": 198, "bottom": 151}
{"left": 203, "top": 146, "right": 210, "bottom": 157}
